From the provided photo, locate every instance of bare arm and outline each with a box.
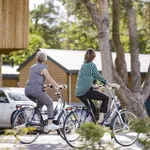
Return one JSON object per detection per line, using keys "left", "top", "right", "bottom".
{"left": 41, "top": 68, "right": 59, "bottom": 89}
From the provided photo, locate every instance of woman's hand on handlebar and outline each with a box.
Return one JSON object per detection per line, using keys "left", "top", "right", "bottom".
{"left": 92, "top": 82, "right": 120, "bottom": 91}
{"left": 92, "top": 84, "right": 99, "bottom": 89}
{"left": 43, "top": 84, "right": 67, "bottom": 90}
{"left": 92, "top": 84, "right": 104, "bottom": 92}
{"left": 43, "top": 84, "right": 49, "bottom": 91}
{"left": 107, "top": 82, "right": 120, "bottom": 90}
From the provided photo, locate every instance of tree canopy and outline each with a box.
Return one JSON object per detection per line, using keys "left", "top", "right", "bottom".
{"left": 3, "top": 0, "right": 149, "bottom": 65}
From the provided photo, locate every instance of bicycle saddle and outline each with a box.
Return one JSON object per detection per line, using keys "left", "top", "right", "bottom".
{"left": 27, "top": 95, "right": 40, "bottom": 106}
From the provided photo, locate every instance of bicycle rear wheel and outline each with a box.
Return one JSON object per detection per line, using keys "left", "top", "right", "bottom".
{"left": 112, "top": 110, "right": 138, "bottom": 146}
{"left": 63, "top": 108, "right": 94, "bottom": 148}
{"left": 12, "top": 108, "right": 43, "bottom": 144}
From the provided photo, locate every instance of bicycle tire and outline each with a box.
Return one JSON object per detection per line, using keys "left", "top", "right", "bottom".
{"left": 111, "top": 110, "right": 138, "bottom": 146}
{"left": 63, "top": 108, "right": 94, "bottom": 148}
{"left": 12, "top": 108, "right": 44, "bottom": 144}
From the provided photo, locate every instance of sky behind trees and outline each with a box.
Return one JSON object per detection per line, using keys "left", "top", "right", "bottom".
{"left": 30, "top": 0, "right": 45, "bottom": 10}
{"left": 29, "top": 0, "right": 150, "bottom": 10}
{"left": 29, "top": 0, "right": 63, "bottom": 10}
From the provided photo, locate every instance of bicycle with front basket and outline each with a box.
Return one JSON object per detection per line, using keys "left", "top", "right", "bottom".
{"left": 12, "top": 84, "right": 71, "bottom": 144}
{"left": 62, "top": 85, "right": 138, "bottom": 148}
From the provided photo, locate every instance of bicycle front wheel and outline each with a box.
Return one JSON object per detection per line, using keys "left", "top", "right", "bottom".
{"left": 63, "top": 108, "right": 94, "bottom": 148}
{"left": 56, "top": 110, "right": 67, "bottom": 140}
{"left": 112, "top": 110, "right": 138, "bottom": 146}
{"left": 12, "top": 108, "right": 43, "bottom": 144}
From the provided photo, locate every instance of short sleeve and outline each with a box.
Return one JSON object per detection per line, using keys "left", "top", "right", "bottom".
{"left": 40, "top": 64, "right": 48, "bottom": 72}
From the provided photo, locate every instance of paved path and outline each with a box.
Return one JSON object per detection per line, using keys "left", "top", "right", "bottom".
{"left": 0, "top": 132, "right": 143, "bottom": 150}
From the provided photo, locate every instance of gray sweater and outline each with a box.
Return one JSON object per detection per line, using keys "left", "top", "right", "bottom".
{"left": 25, "top": 62, "right": 48, "bottom": 97}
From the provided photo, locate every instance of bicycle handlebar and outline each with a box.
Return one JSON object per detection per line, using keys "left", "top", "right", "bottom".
{"left": 93, "top": 84, "right": 120, "bottom": 90}
{"left": 45, "top": 84, "right": 68, "bottom": 90}
{"left": 58, "top": 84, "right": 68, "bottom": 90}
{"left": 46, "top": 84, "right": 54, "bottom": 88}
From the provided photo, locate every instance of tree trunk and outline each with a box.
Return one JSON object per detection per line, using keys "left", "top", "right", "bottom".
{"left": 98, "top": 0, "right": 113, "bottom": 83}
{"left": 112, "top": 66, "right": 149, "bottom": 118}
{"left": 83, "top": 0, "right": 113, "bottom": 82}
{"left": 83, "top": 0, "right": 113, "bottom": 101}
{"left": 123, "top": 0, "right": 141, "bottom": 92}
{"left": 112, "top": 0, "right": 128, "bottom": 86}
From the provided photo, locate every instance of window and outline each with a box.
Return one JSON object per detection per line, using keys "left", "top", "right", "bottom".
{"left": 0, "top": 90, "right": 8, "bottom": 103}
{"left": 7, "top": 90, "right": 30, "bottom": 101}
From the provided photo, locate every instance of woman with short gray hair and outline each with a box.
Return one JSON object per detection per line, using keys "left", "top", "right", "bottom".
{"left": 25, "top": 50, "right": 62, "bottom": 131}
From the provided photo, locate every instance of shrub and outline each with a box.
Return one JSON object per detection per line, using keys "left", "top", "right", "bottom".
{"left": 133, "top": 118, "right": 150, "bottom": 150}
{"left": 76, "top": 122, "right": 113, "bottom": 150}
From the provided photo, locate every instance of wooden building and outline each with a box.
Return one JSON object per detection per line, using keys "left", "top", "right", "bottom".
{"left": 0, "top": 0, "right": 29, "bottom": 86}
{"left": 17, "top": 49, "right": 150, "bottom": 105}
{"left": 0, "top": 0, "right": 29, "bottom": 52}
{"left": 2, "top": 65, "right": 19, "bottom": 87}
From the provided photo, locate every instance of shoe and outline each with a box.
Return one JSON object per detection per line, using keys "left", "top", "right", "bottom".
{"left": 44, "top": 123, "right": 61, "bottom": 131}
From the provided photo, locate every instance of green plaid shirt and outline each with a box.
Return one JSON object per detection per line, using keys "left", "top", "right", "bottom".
{"left": 75, "top": 62, "right": 107, "bottom": 96}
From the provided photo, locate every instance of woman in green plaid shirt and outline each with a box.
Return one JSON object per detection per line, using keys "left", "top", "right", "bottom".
{"left": 75, "top": 48, "right": 119, "bottom": 122}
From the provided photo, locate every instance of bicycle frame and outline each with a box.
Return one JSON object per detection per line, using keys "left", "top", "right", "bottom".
{"left": 103, "top": 87, "right": 121, "bottom": 122}
{"left": 53, "top": 88, "right": 70, "bottom": 122}
{"left": 82, "top": 86, "right": 126, "bottom": 126}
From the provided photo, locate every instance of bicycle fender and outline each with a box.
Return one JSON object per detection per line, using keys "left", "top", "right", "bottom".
{"left": 13, "top": 109, "right": 20, "bottom": 118}
{"left": 12, "top": 108, "right": 24, "bottom": 123}
{"left": 110, "top": 113, "right": 118, "bottom": 139}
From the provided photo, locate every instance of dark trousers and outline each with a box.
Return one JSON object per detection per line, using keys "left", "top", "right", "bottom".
{"left": 77, "top": 88, "right": 109, "bottom": 114}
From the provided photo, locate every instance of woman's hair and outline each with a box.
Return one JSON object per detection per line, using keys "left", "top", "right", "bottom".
{"left": 36, "top": 50, "right": 47, "bottom": 63}
{"left": 84, "top": 48, "right": 96, "bottom": 63}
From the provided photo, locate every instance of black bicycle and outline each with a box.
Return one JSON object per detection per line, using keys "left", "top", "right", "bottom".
{"left": 63, "top": 85, "right": 138, "bottom": 148}
{"left": 12, "top": 84, "right": 71, "bottom": 144}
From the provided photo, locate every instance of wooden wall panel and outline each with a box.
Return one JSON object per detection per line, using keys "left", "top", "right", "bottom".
{"left": 0, "top": 0, "right": 29, "bottom": 53}
{"left": 2, "top": 78, "right": 18, "bottom": 87}
{"left": 70, "top": 74, "right": 80, "bottom": 103}
{"left": 19, "top": 58, "right": 36, "bottom": 87}
{"left": 46, "top": 60, "right": 68, "bottom": 102}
